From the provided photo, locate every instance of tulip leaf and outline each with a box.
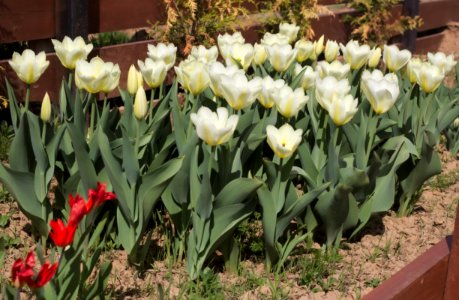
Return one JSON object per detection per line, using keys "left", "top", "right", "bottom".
{"left": 214, "top": 178, "right": 263, "bottom": 209}
{"left": 5, "top": 79, "right": 20, "bottom": 132}
{"left": 121, "top": 127, "right": 139, "bottom": 187}
{"left": 9, "top": 112, "right": 34, "bottom": 172}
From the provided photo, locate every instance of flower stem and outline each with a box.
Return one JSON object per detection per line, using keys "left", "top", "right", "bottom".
{"left": 88, "top": 95, "right": 96, "bottom": 139}
{"left": 24, "top": 85, "right": 30, "bottom": 111}
{"left": 148, "top": 88, "right": 156, "bottom": 123}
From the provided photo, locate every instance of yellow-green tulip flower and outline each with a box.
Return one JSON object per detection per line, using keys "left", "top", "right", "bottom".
{"left": 9, "top": 49, "right": 50, "bottom": 84}
{"left": 174, "top": 60, "right": 210, "bottom": 96}
{"left": 383, "top": 45, "right": 411, "bottom": 73}
{"left": 51, "top": 36, "right": 93, "bottom": 70}
{"left": 190, "top": 106, "right": 239, "bottom": 146}
{"left": 40, "top": 92, "right": 52, "bottom": 122}
{"left": 266, "top": 123, "right": 303, "bottom": 159}
{"left": 138, "top": 58, "right": 167, "bottom": 89}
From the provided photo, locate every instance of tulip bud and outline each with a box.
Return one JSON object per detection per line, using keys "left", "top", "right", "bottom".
{"left": 127, "top": 65, "right": 142, "bottom": 94}
{"left": 406, "top": 58, "right": 422, "bottom": 84}
{"left": 314, "top": 35, "right": 325, "bottom": 56}
{"left": 325, "top": 40, "right": 340, "bottom": 62}
{"left": 134, "top": 87, "right": 148, "bottom": 120}
{"left": 40, "top": 92, "right": 52, "bottom": 122}
{"left": 253, "top": 43, "right": 268, "bottom": 65}
{"left": 368, "top": 47, "right": 382, "bottom": 68}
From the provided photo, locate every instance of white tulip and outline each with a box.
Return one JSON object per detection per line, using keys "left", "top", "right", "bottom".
{"left": 253, "top": 43, "right": 268, "bottom": 65}
{"left": 413, "top": 62, "right": 445, "bottom": 93}
{"left": 219, "top": 73, "right": 262, "bottom": 110}
{"left": 51, "top": 36, "right": 93, "bottom": 70}
{"left": 260, "top": 32, "right": 289, "bottom": 46}
{"left": 361, "top": 69, "right": 400, "bottom": 114}
{"left": 316, "top": 60, "right": 351, "bottom": 80}
{"left": 427, "top": 52, "right": 457, "bottom": 74}
{"left": 174, "top": 60, "right": 210, "bottom": 95}
{"left": 294, "top": 39, "right": 314, "bottom": 62}
{"left": 339, "top": 40, "right": 371, "bottom": 69}
{"left": 279, "top": 23, "right": 300, "bottom": 43}
{"left": 218, "top": 32, "right": 245, "bottom": 59}
{"left": 406, "top": 58, "right": 422, "bottom": 84}
{"left": 208, "top": 61, "right": 245, "bottom": 98}
{"left": 315, "top": 76, "right": 351, "bottom": 110}
{"left": 266, "top": 123, "right": 303, "bottom": 159}
{"left": 147, "top": 43, "right": 177, "bottom": 71}
{"left": 75, "top": 57, "right": 119, "bottom": 93}
{"left": 272, "top": 85, "right": 309, "bottom": 118}
{"left": 9, "top": 49, "right": 50, "bottom": 84}
{"left": 227, "top": 43, "right": 254, "bottom": 70}
{"left": 294, "top": 64, "right": 317, "bottom": 90}
{"left": 367, "top": 47, "right": 382, "bottom": 68}
{"left": 326, "top": 94, "right": 358, "bottom": 126}
{"left": 258, "top": 76, "right": 285, "bottom": 108}
{"left": 138, "top": 58, "right": 167, "bottom": 89}
{"left": 309, "top": 35, "right": 325, "bottom": 61}
{"left": 190, "top": 45, "right": 219, "bottom": 65}
{"left": 325, "top": 40, "right": 340, "bottom": 62}
{"left": 134, "top": 87, "right": 148, "bottom": 120}
{"left": 190, "top": 106, "right": 239, "bottom": 146}
{"left": 266, "top": 44, "right": 298, "bottom": 73}
{"left": 383, "top": 45, "right": 412, "bottom": 73}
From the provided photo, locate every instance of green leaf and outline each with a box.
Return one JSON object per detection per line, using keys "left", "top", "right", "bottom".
{"left": 214, "top": 178, "right": 263, "bottom": 209}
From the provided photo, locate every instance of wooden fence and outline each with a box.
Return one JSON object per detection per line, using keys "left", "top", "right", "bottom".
{"left": 0, "top": 0, "right": 458, "bottom": 103}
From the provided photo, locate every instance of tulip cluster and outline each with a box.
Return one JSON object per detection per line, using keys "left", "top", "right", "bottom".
{"left": 11, "top": 251, "right": 58, "bottom": 289}
{"left": 49, "top": 183, "right": 116, "bottom": 249}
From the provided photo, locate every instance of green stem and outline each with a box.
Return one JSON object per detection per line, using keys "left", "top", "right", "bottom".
{"left": 24, "top": 85, "right": 30, "bottom": 111}
{"left": 88, "top": 95, "right": 96, "bottom": 139}
{"left": 148, "top": 88, "right": 156, "bottom": 123}
{"left": 68, "top": 72, "right": 73, "bottom": 91}
{"left": 41, "top": 122, "right": 47, "bottom": 144}
{"left": 134, "top": 120, "right": 141, "bottom": 157}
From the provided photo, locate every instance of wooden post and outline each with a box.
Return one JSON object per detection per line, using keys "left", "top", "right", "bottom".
{"left": 444, "top": 201, "right": 459, "bottom": 300}
{"left": 55, "top": 0, "right": 89, "bottom": 40}
{"left": 401, "top": 0, "right": 419, "bottom": 52}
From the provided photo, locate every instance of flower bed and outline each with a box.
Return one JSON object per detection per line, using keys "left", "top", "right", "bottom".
{"left": 1, "top": 23, "right": 459, "bottom": 298}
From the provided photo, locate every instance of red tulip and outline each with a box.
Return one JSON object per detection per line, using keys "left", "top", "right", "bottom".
{"left": 11, "top": 251, "right": 58, "bottom": 289}
{"left": 88, "top": 182, "right": 116, "bottom": 208}
{"left": 68, "top": 194, "right": 92, "bottom": 226}
{"left": 49, "top": 219, "right": 77, "bottom": 248}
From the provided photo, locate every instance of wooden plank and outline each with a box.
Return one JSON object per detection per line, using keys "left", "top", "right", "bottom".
{"left": 444, "top": 202, "right": 459, "bottom": 299}
{"left": 363, "top": 237, "right": 450, "bottom": 300}
{"left": 414, "top": 31, "right": 447, "bottom": 54}
{"left": 418, "top": 0, "right": 459, "bottom": 32}
{"left": 0, "top": 0, "right": 55, "bottom": 43}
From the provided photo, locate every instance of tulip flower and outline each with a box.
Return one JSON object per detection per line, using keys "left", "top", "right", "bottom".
{"left": 326, "top": 94, "right": 358, "bottom": 126}
{"left": 11, "top": 251, "right": 58, "bottom": 289}
{"left": 218, "top": 32, "right": 245, "bottom": 59}
{"left": 147, "top": 43, "right": 177, "bottom": 71}
{"left": 260, "top": 32, "right": 289, "bottom": 47}
{"left": 383, "top": 45, "right": 411, "bottom": 73}
{"left": 40, "top": 93, "right": 52, "bottom": 123}
{"left": 258, "top": 76, "right": 285, "bottom": 109}
{"left": 88, "top": 182, "right": 117, "bottom": 208}
{"left": 133, "top": 86, "right": 148, "bottom": 120}
{"left": 100, "top": 62, "right": 121, "bottom": 94}
{"left": 68, "top": 193, "right": 92, "bottom": 226}
{"left": 339, "top": 40, "right": 371, "bottom": 69}
{"left": 279, "top": 23, "right": 300, "bottom": 43}
{"left": 127, "top": 65, "right": 143, "bottom": 95}
{"left": 266, "top": 44, "right": 298, "bottom": 73}
{"left": 175, "top": 60, "right": 210, "bottom": 95}
{"left": 309, "top": 35, "right": 325, "bottom": 61}
{"left": 137, "top": 58, "right": 167, "bottom": 89}
{"left": 9, "top": 49, "right": 50, "bottom": 84}
{"left": 361, "top": 69, "right": 400, "bottom": 114}
{"left": 316, "top": 60, "right": 351, "bottom": 80}
{"left": 219, "top": 73, "right": 262, "bottom": 110}
{"left": 49, "top": 219, "right": 77, "bottom": 248}
{"left": 367, "top": 47, "right": 382, "bottom": 68}
{"left": 413, "top": 62, "right": 445, "bottom": 93}
{"left": 294, "top": 39, "right": 314, "bottom": 62}
{"left": 190, "top": 45, "right": 219, "bottom": 65}
{"left": 190, "top": 106, "right": 239, "bottom": 146}
{"left": 325, "top": 40, "right": 340, "bottom": 62}
{"left": 272, "top": 85, "right": 309, "bottom": 118}
{"left": 208, "top": 62, "right": 245, "bottom": 98}
{"left": 266, "top": 123, "right": 303, "bottom": 159}
{"left": 294, "top": 64, "right": 317, "bottom": 90}
{"left": 406, "top": 58, "right": 422, "bottom": 84}
{"left": 315, "top": 76, "right": 351, "bottom": 110}
{"left": 253, "top": 43, "right": 268, "bottom": 65}
{"left": 75, "top": 57, "right": 120, "bottom": 94}
{"left": 228, "top": 43, "right": 255, "bottom": 70}
{"left": 51, "top": 36, "right": 93, "bottom": 70}
{"left": 427, "top": 52, "right": 457, "bottom": 74}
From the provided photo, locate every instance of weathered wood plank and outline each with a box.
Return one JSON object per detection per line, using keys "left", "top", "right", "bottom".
{"left": 363, "top": 237, "right": 451, "bottom": 300}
